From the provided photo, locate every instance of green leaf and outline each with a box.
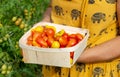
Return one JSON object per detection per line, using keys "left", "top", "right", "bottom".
{"left": 0, "top": 74, "right": 5, "bottom": 77}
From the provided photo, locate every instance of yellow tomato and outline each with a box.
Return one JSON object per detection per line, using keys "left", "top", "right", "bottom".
{"left": 70, "top": 58, "right": 73, "bottom": 64}
{"left": 32, "top": 26, "right": 44, "bottom": 32}
{"left": 45, "top": 25, "right": 56, "bottom": 32}
{"left": 51, "top": 41, "right": 60, "bottom": 48}
{"left": 55, "top": 29, "right": 65, "bottom": 37}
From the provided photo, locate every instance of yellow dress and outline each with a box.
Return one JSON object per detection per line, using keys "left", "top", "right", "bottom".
{"left": 42, "top": 0, "right": 119, "bottom": 77}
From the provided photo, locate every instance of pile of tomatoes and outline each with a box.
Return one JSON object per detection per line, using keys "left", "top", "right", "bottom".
{"left": 26, "top": 25, "right": 84, "bottom": 48}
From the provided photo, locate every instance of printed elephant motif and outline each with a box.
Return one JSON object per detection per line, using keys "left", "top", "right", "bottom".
{"left": 71, "top": 9, "right": 81, "bottom": 20}
{"left": 55, "top": 67, "right": 61, "bottom": 75}
{"left": 113, "top": 12, "right": 117, "bottom": 20}
{"left": 91, "top": 12, "right": 106, "bottom": 23}
{"left": 93, "top": 67, "right": 104, "bottom": 77}
{"left": 76, "top": 63, "right": 86, "bottom": 72}
{"left": 110, "top": 71, "right": 114, "bottom": 77}
{"left": 99, "top": 28, "right": 107, "bottom": 35}
{"left": 117, "top": 62, "right": 120, "bottom": 72}
{"left": 89, "top": 0, "right": 95, "bottom": 4}
{"left": 54, "top": 5, "right": 64, "bottom": 16}
{"left": 45, "top": 66, "right": 50, "bottom": 71}
{"left": 105, "top": 0, "right": 116, "bottom": 4}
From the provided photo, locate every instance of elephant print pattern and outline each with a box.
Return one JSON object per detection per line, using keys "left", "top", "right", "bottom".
{"left": 93, "top": 67, "right": 104, "bottom": 77}
{"left": 117, "top": 62, "right": 120, "bottom": 72}
{"left": 105, "top": 0, "right": 116, "bottom": 4}
{"left": 54, "top": 5, "right": 64, "bottom": 16}
{"left": 71, "top": 9, "right": 81, "bottom": 20}
{"left": 76, "top": 63, "right": 86, "bottom": 72}
{"left": 89, "top": 0, "right": 95, "bottom": 4}
{"left": 113, "top": 12, "right": 117, "bottom": 20}
{"left": 89, "top": 0, "right": 116, "bottom": 4}
{"left": 91, "top": 12, "right": 106, "bottom": 23}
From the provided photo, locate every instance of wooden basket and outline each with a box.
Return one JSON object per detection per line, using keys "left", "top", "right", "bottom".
{"left": 19, "top": 22, "right": 89, "bottom": 68}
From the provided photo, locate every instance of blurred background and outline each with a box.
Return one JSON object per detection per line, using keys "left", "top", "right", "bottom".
{"left": 0, "top": 0, "right": 50, "bottom": 77}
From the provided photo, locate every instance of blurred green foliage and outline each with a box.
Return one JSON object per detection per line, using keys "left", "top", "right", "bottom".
{"left": 0, "top": 0, "right": 50, "bottom": 77}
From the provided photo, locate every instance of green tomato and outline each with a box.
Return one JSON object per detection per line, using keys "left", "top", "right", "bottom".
{"left": 0, "top": 39, "right": 3, "bottom": 43}
{"left": 1, "top": 70, "right": 6, "bottom": 75}
{"left": 0, "top": 24, "right": 3, "bottom": 27}
{"left": 1, "top": 64, "right": 7, "bottom": 71}
{"left": 12, "top": 16, "right": 17, "bottom": 22}
{"left": 3, "top": 37, "right": 7, "bottom": 41}
{"left": 6, "top": 70, "right": 10, "bottom": 74}
{"left": 8, "top": 65, "right": 12, "bottom": 71}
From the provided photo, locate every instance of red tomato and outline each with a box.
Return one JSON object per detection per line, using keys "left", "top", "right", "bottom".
{"left": 36, "top": 37, "right": 48, "bottom": 48}
{"left": 59, "top": 36, "right": 68, "bottom": 47}
{"left": 66, "top": 38, "right": 77, "bottom": 47}
{"left": 70, "top": 52, "right": 74, "bottom": 59}
{"left": 41, "top": 32, "right": 46, "bottom": 37}
{"left": 76, "top": 33, "right": 83, "bottom": 42}
{"left": 42, "top": 35, "right": 48, "bottom": 42}
{"left": 62, "top": 33, "right": 69, "bottom": 39}
{"left": 69, "top": 34, "right": 77, "bottom": 39}
{"left": 45, "top": 28, "right": 55, "bottom": 37}
{"left": 47, "top": 37, "right": 54, "bottom": 47}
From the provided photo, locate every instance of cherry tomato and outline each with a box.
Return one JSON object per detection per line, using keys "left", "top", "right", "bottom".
{"left": 62, "top": 33, "right": 69, "bottom": 39}
{"left": 27, "top": 35, "right": 33, "bottom": 41}
{"left": 45, "top": 28, "right": 55, "bottom": 37}
{"left": 36, "top": 37, "right": 48, "bottom": 48}
{"left": 51, "top": 41, "right": 60, "bottom": 48}
{"left": 76, "top": 33, "right": 83, "bottom": 42}
{"left": 27, "top": 40, "right": 33, "bottom": 45}
{"left": 32, "top": 31, "right": 42, "bottom": 41}
{"left": 69, "top": 34, "right": 77, "bottom": 39}
{"left": 70, "top": 52, "right": 74, "bottom": 59}
{"left": 59, "top": 36, "right": 68, "bottom": 47}
{"left": 66, "top": 38, "right": 77, "bottom": 47}
{"left": 47, "top": 37, "right": 54, "bottom": 47}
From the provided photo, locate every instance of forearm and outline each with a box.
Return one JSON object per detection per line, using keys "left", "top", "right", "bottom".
{"left": 77, "top": 36, "right": 120, "bottom": 63}
{"left": 117, "top": 0, "right": 120, "bottom": 26}
{"left": 42, "top": 7, "right": 52, "bottom": 22}
{"left": 42, "top": 0, "right": 52, "bottom": 22}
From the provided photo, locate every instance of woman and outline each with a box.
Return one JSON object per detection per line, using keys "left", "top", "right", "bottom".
{"left": 42, "top": 0, "right": 120, "bottom": 77}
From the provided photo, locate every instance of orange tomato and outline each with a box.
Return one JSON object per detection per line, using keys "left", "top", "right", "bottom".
{"left": 55, "top": 36, "right": 61, "bottom": 41}
{"left": 36, "top": 37, "right": 48, "bottom": 48}
{"left": 32, "top": 31, "right": 42, "bottom": 41}
{"left": 32, "top": 40, "right": 41, "bottom": 47}
{"left": 27, "top": 40, "right": 33, "bottom": 45}
{"left": 45, "top": 28, "right": 55, "bottom": 37}
{"left": 47, "top": 37, "right": 54, "bottom": 47}
{"left": 59, "top": 36, "right": 68, "bottom": 47}
{"left": 27, "top": 35, "right": 33, "bottom": 41}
